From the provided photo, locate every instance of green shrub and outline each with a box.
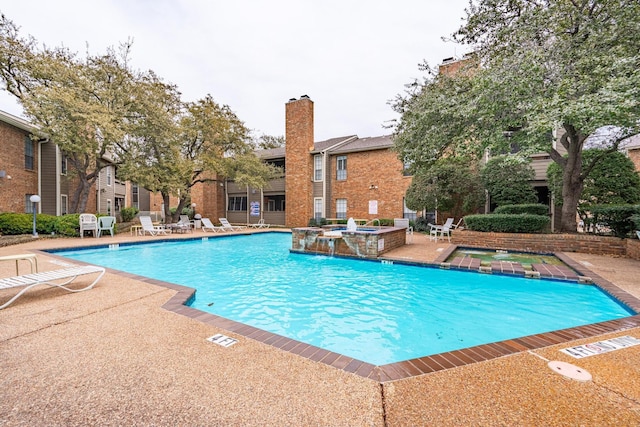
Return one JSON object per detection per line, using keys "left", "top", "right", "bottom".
{"left": 464, "top": 214, "right": 550, "bottom": 233}
{"left": 589, "top": 204, "right": 640, "bottom": 238}
{"left": 0, "top": 213, "right": 33, "bottom": 235}
{"left": 0, "top": 212, "right": 79, "bottom": 236}
{"left": 494, "top": 204, "right": 548, "bottom": 216}
{"left": 308, "top": 218, "right": 328, "bottom": 227}
{"left": 120, "top": 207, "right": 139, "bottom": 222}
{"left": 54, "top": 214, "right": 81, "bottom": 237}
{"left": 413, "top": 217, "right": 431, "bottom": 232}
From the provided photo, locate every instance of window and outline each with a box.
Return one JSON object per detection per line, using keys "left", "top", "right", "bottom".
{"left": 61, "top": 154, "right": 67, "bottom": 175}
{"left": 336, "top": 198, "right": 347, "bottom": 219}
{"left": 314, "top": 197, "right": 323, "bottom": 220}
{"left": 336, "top": 156, "right": 347, "bottom": 180}
{"left": 132, "top": 184, "right": 139, "bottom": 209}
{"left": 314, "top": 154, "right": 323, "bottom": 181}
{"left": 403, "top": 161, "right": 412, "bottom": 177}
{"left": 106, "top": 166, "right": 112, "bottom": 186}
{"left": 264, "top": 195, "right": 285, "bottom": 211}
{"left": 24, "top": 137, "right": 34, "bottom": 170}
{"left": 228, "top": 196, "right": 247, "bottom": 211}
{"left": 61, "top": 195, "right": 68, "bottom": 215}
{"left": 106, "top": 199, "right": 112, "bottom": 216}
{"left": 403, "top": 198, "right": 417, "bottom": 221}
{"left": 25, "top": 194, "right": 35, "bottom": 213}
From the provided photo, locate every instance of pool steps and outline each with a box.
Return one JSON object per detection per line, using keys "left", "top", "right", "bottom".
{"left": 444, "top": 256, "right": 582, "bottom": 281}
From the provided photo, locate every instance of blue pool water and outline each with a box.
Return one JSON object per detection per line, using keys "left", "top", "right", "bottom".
{"left": 51, "top": 232, "right": 634, "bottom": 365}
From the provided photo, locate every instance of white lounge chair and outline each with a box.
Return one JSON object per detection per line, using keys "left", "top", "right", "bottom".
{"left": 97, "top": 216, "right": 116, "bottom": 237}
{"left": 0, "top": 264, "right": 106, "bottom": 310}
{"left": 79, "top": 213, "right": 98, "bottom": 238}
{"left": 428, "top": 217, "right": 454, "bottom": 242}
{"left": 219, "top": 218, "right": 246, "bottom": 231}
{"left": 201, "top": 218, "right": 225, "bottom": 232}
{"left": 394, "top": 218, "right": 413, "bottom": 243}
{"left": 139, "top": 216, "right": 170, "bottom": 236}
{"left": 250, "top": 218, "right": 270, "bottom": 229}
{"left": 168, "top": 215, "right": 193, "bottom": 233}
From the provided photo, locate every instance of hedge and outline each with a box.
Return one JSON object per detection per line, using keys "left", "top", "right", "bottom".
{"left": 0, "top": 212, "right": 82, "bottom": 237}
{"left": 589, "top": 204, "right": 640, "bottom": 238}
{"left": 463, "top": 214, "right": 550, "bottom": 233}
{"left": 493, "top": 204, "right": 548, "bottom": 216}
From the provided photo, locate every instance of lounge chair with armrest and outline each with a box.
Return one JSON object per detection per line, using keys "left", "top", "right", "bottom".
{"left": 0, "top": 264, "right": 106, "bottom": 310}
{"left": 139, "top": 216, "right": 170, "bottom": 236}
{"left": 219, "top": 218, "right": 246, "bottom": 231}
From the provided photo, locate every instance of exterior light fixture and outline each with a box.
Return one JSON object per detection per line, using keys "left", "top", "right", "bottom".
{"left": 29, "top": 194, "right": 41, "bottom": 237}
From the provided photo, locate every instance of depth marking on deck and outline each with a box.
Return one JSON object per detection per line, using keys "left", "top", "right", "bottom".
{"left": 207, "top": 334, "right": 238, "bottom": 348}
{"left": 560, "top": 335, "right": 640, "bottom": 359}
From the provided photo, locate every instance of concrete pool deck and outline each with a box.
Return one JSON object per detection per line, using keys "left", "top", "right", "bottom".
{"left": 1, "top": 230, "right": 639, "bottom": 425}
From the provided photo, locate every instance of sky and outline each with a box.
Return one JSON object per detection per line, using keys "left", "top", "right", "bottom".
{"left": 0, "top": 0, "right": 471, "bottom": 142}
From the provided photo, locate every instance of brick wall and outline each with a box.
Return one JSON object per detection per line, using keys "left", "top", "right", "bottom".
{"left": 329, "top": 149, "right": 411, "bottom": 220}
{"left": 285, "top": 97, "right": 314, "bottom": 227}
{"left": 452, "top": 230, "right": 628, "bottom": 256}
{"left": 0, "top": 121, "right": 38, "bottom": 213}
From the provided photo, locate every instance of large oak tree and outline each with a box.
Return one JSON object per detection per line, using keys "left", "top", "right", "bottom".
{"left": 393, "top": 0, "right": 640, "bottom": 231}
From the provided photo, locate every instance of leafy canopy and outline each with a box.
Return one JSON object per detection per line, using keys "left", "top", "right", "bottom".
{"left": 481, "top": 155, "right": 537, "bottom": 207}
{"left": 392, "top": 0, "right": 640, "bottom": 232}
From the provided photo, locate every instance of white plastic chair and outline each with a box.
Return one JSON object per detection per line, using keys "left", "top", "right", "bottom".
{"left": 394, "top": 218, "right": 413, "bottom": 243}
{"left": 79, "top": 214, "right": 98, "bottom": 238}
{"left": 97, "top": 216, "right": 116, "bottom": 237}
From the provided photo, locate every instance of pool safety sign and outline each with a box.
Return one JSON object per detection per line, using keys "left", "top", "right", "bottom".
{"left": 560, "top": 335, "right": 640, "bottom": 359}
{"left": 207, "top": 334, "right": 238, "bottom": 348}
{"left": 250, "top": 201, "right": 260, "bottom": 216}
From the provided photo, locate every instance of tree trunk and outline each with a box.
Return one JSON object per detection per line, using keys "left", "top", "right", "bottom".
{"left": 71, "top": 176, "right": 94, "bottom": 214}
{"left": 557, "top": 125, "right": 586, "bottom": 233}
{"left": 162, "top": 192, "right": 172, "bottom": 224}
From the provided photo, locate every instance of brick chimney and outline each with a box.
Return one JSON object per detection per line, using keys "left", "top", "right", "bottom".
{"left": 285, "top": 95, "right": 314, "bottom": 227}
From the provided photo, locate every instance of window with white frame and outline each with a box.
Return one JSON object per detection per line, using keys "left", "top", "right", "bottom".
{"left": 228, "top": 196, "right": 247, "bottom": 211}
{"left": 336, "top": 198, "right": 347, "bottom": 219}
{"left": 403, "top": 198, "right": 417, "bottom": 220}
{"left": 106, "top": 199, "right": 112, "bottom": 216}
{"left": 61, "top": 195, "right": 68, "bottom": 215}
{"left": 314, "top": 197, "right": 323, "bottom": 220}
{"left": 25, "top": 194, "right": 35, "bottom": 213}
{"left": 336, "top": 156, "right": 347, "bottom": 180}
{"left": 132, "top": 184, "right": 139, "bottom": 209}
{"left": 106, "top": 166, "right": 112, "bottom": 186}
{"left": 314, "top": 154, "right": 323, "bottom": 181}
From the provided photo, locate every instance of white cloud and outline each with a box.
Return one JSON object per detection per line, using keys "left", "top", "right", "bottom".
{"left": 0, "top": 0, "right": 470, "bottom": 141}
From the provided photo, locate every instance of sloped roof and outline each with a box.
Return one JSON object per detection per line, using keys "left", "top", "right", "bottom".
{"left": 312, "top": 135, "right": 358, "bottom": 153}
{"left": 256, "top": 147, "right": 285, "bottom": 159}
{"left": 329, "top": 135, "right": 393, "bottom": 154}
{"left": 0, "top": 109, "right": 42, "bottom": 135}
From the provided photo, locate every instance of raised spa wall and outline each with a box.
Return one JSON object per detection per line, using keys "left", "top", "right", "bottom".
{"left": 291, "top": 227, "right": 407, "bottom": 258}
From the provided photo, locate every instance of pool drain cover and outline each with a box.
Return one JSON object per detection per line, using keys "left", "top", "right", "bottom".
{"left": 548, "top": 361, "right": 592, "bottom": 382}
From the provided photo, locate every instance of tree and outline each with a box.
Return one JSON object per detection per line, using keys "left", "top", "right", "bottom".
{"left": 0, "top": 15, "right": 142, "bottom": 212}
{"left": 404, "top": 157, "right": 484, "bottom": 219}
{"left": 548, "top": 149, "right": 640, "bottom": 229}
{"left": 254, "top": 134, "right": 285, "bottom": 150}
{"left": 393, "top": 0, "right": 640, "bottom": 232}
{"left": 119, "top": 94, "right": 281, "bottom": 223}
{"left": 481, "top": 155, "right": 537, "bottom": 207}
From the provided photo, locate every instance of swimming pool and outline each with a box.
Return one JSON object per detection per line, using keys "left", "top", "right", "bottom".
{"left": 50, "top": 233, "right": 634, "bottom": 366}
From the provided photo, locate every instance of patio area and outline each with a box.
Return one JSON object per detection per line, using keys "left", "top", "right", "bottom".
{"left": 1, "top": 230, "right": 639, "bottom": 425}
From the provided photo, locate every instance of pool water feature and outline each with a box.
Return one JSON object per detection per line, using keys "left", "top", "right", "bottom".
{"left": 50, "top": 233, "right": 635, "bottom": 366}
{"left": 448, "top": 248, "right": 565, "bottom": 269}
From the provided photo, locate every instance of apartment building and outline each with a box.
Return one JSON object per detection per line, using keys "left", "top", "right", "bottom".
{"left": 224, "top": 96, "right": 414, "bottom": 227}
{"left": 0, "top": 109, "right": 132, "bottom": 217}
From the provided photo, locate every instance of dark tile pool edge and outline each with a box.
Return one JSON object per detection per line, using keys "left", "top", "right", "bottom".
{"left": 35, "top": 247, "right": 640, "bottom": 384}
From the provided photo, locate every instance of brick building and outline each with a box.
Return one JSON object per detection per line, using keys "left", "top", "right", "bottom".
{"left": 0, "top": 111, "right": 42, "bottom": 214}
{"left": 224, "top": 96, "right": 414, "bottom": 227}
